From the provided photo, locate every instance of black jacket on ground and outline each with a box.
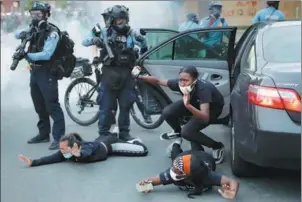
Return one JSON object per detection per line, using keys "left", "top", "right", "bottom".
{"left": 31, "top": 141, "right": 108, "bottom": 167}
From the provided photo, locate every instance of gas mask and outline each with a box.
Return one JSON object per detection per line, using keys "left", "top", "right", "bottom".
{"left": 113, "top": 18, "right": 130, "bottom": 33}
{"left": 179, "top": 80, "right": 197, "bottom": 94}
{"left": 30, "top": 10, "right": 46, "bottom": 27}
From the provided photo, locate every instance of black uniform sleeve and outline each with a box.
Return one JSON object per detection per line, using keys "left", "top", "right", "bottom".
{"left": 167, "top": 79, "right": 180, "bottom": 92}
{"left": 80, "top": 142, "right": 95, "bottom": 158}
{"left": 197, "top": 87, "right": 212, "bottom": 104}
{"left": 159, "top": 168, "right": 174, "bottom": 185}
{"left": 31, "top": 151, "right": 66, "bottom": 167}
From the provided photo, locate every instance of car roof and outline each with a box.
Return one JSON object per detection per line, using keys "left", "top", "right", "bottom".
{"left": 261, "top": 20, "right": 301, "bottom": 29}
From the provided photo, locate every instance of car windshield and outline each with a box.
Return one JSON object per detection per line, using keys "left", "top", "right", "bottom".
{"left": 263, "top": 25, "right": 301, "bottom": 63}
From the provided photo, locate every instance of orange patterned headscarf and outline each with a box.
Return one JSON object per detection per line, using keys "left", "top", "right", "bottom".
{"left": 173, "top": 154, "right": 192, "bottom": 176}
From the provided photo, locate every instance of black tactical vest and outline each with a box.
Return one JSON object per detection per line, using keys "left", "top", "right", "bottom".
{"left": 27, "top": 23, "right": 59, "bottom": 65}
{"left": 106, "top": 28, "right": 136, "bottom": 68}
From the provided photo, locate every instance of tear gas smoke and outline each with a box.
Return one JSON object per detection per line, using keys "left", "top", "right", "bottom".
{"left": 1, "top": 1, "right": 179, "bottom": 109}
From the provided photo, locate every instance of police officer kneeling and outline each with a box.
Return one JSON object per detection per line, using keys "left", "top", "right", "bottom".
{"left": 14, "top": 2, "right": 70, "bottom": 150}
{"left": 82, "top": 5, "right": 148, "bottom": 142}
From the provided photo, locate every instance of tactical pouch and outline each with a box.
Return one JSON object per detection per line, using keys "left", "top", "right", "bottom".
{"left": 116, "top": 48, "right": 136, "bottom": 66}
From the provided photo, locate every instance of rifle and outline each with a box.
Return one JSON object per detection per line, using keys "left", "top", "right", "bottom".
{"left": 97, "top": 24, "right": 114, "bottom": 65}
{"left": 10, "top": 30, "right": 33, "bottom": 71}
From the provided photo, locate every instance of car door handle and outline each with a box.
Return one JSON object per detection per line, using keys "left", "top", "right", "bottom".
{"left": 211, "top": 74, "right": 222, "bottom": 81}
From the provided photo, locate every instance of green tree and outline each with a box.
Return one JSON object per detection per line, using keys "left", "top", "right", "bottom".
{"left": 24, "top": 0, "right": 34, "bottom": 11}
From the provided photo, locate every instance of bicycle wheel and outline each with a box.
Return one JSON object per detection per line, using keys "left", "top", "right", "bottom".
{"left": 130, "top": 84, "right": 166, "bottom": 130}
{"left": 64, "top": 77, "right": 100, "bottom": 126}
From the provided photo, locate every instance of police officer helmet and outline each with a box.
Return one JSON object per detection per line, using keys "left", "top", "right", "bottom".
{"left": 111, "top": 5, "right": 129, "bottom": 21}
{"left": 109, "top": 5, "right": 130, "bottom": 33}
{"left": 29, "top": 1, "right": 51, "bottom": 27}
{"left": 267, "top": 1, "right": 280, "bottom": 9}
{"left": 30, "top": 1, "right": 51, "bottom": 17}
{"left": 101, "top": 7, "right": 114, "bottom": 28}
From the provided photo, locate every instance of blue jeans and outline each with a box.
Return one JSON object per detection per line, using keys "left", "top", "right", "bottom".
{"left": 30, "top": 68, "right": 65, "bottom": 141}
{"left": 97, "top": 75, "right": 136, "bottom": 137}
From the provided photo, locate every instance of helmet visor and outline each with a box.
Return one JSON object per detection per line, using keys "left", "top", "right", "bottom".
{"left": 29, "top": 10, "right": 43, "bottom": 20}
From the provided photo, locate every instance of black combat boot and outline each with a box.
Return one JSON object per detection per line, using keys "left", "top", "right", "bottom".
{"left": 27, "top": 134, "right": 50, "bottom": 144}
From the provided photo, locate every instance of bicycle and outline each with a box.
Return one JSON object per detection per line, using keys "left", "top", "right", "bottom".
{"left": 64, "top": 57, "right": 165, "bottom": 129}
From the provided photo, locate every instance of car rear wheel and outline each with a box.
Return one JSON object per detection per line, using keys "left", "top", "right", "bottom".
{"left": 231, "top": 117, "right": 260, "bottom": 177}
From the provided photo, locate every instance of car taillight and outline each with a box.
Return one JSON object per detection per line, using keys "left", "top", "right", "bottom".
{"left": 248, "top": 85, "right": 301, "bottom": 112}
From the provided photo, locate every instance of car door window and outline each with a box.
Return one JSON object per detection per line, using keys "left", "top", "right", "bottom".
{"left": 241, "top": 43, "right": 256, "bottom": 71}
{"left": 143, "top": 30, "right": 178, "bottom": 51}
{"left": 148, "top": 30, "right": 233, "bottom": 61}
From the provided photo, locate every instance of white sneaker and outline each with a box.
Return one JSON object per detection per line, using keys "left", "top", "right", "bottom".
{"left": 160, "top": 131, "right": 181, "bottom": 140}
{"left": 110, "top": 125, "right": 119, "bottom": 134}
{"left": 166, "top": 138, "right": 183, "bottom": 158}
{"left": 127, "top": 137, "right": 143, "bottom": 144}
{"left": 212, "top": 145, "right": 225, "bottom": 164}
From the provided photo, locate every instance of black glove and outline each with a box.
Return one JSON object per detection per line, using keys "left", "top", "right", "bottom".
{"left": 12, "top": 49, "right": 26, "bottom": 60}
{"left": 91, "top": 23, "right": 101, "bottom": 37}
{"left": 19, "top": 31, "right": 28, "bottom": 40}
{"left": 92, "top": 56, "right": 102, "bottom": 65}
{"left": 140, "top": 47, "right": 148, "bottom": 55}
{"left": 92, "top": 37, "right": 104, "bottom": 48}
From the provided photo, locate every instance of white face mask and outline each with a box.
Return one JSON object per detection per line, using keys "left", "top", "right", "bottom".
{"left": 179, "top": 80, "right": 197, "bottom": 94}
{"left": 169, "top": 168, "right": 186, "bottom": 181}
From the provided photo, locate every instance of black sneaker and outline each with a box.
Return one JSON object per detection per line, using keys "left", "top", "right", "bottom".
{"left": 119, "top": 133, "right": 138, "bottom": 142}
{"left": 160, "top": 131, "right": 181, "bottom": 140}
{"left": 95, "top": 135, "right": 110, "bottom": 143}
{"left": 166, "top": 139, "right": 183, "bottom": 158}
{"left": 27, "top": 134, "right": 50, "bottom": 144}
{"left": 49, "top": 141, "right": 59, "bottom": 150}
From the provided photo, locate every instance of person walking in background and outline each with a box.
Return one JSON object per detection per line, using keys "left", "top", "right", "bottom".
{"left": 178, "top": 13, "right": 200, "bottom": 32}
{"left": 199, "top": 1, "right": 228, "bottom": 47}
{"left": 252, "top": 1, "right": 285, "bottom": 24}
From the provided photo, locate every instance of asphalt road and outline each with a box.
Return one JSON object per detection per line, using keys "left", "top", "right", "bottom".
{"left": 1, "top": 63, "right": 301, "bottom": 202}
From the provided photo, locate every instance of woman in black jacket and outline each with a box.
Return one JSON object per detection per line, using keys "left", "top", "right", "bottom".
{"left": 19, "top": 133, "right": 148, "bottom": 167}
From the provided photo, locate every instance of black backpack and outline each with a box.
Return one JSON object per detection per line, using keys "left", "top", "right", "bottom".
{"left": 49, "top": 23, "right": 76, "bottom": 80}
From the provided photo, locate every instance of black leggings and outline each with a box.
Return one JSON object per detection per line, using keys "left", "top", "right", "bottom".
{"left": 101, "top": 135, "right": 148, "bottom": 157}
{"left": 162, "top": 100, "right": 223, "bottom": 151}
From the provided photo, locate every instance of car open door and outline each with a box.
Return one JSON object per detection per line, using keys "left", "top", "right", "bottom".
{"left": 139, "top": 28, "right": 179, "bottom": 50}
{"left": 138, "top": 27, "right": 237, "bottom": 122}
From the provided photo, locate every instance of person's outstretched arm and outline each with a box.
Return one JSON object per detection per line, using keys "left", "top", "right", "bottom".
{"left": 138, "top": 75, "right": 168, "bottom": 86}
{"left": 19, "top": 152, "right": 66, "bottom": 167}
{"left": 131, "top": 66, "right": 168, "bottom": 86}
{"left": 206, "top": 171, "right": 240, "bottom": 200}
{"left": 137, "top": 168, "right": 176, "bottom": 193}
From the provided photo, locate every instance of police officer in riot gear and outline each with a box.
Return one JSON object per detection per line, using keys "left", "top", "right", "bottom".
{"left": 82, "top": 5, "right": 148, "bottom": 142}
{"left": 14, "top": 1, "right": 65, "bottom": 150}
{"left": 252, "top": 1, "right": 285, "bottom": 23}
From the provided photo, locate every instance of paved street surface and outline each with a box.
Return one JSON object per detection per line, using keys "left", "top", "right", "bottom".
{"left": 1, "top": 61, "right": 301, "bottom": 202}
